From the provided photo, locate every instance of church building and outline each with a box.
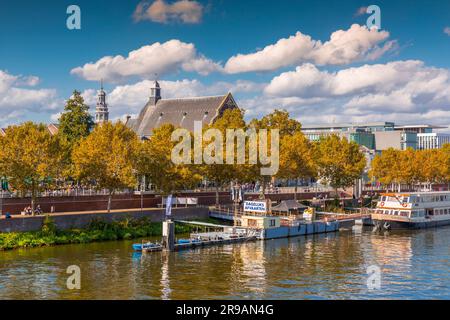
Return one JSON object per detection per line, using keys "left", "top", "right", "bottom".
{"left": 125, "top": 80, "right": 239, "bottom": 139}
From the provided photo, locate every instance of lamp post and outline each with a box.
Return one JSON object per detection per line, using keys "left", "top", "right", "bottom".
{"left": 231, "top": 182, "right": 243, "bottom": 227}
{"left": 140, "top": 175, "right": 146, "bottom": 213}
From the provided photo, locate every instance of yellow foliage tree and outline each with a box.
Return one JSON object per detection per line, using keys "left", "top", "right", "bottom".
{"left": 315, "top": 134, "right": 366, "bottom": 197}
{"left": 72, "top": 122, "right": 140, "bottom": 212}
{"left": 137, "top": 124, "right": 202, "bottom": 203}
{"left": 277, "top": 131, "right": 317, "bottom": 200}
{"left": 200, "top": 108, "right": 248, "bottom": 206}
{"left": 248, "top": 109, "right": 302, "bottom": 198}
{"left": 0, "top": 122, "right": 60, "bottom": 214}
{"left": 369, "top": 148, "right": 402, "bottom": 191}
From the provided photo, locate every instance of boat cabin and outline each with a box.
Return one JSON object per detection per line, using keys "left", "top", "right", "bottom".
{"left": 375, "top": 191, "right": 450, "bottom": 219}
{"left": 240, "top": 215, "right": 280, "bottom": 229}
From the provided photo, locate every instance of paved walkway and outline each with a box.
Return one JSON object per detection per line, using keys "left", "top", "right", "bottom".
{"left": 2, "top": 206, "right": 199, "bottom": 220}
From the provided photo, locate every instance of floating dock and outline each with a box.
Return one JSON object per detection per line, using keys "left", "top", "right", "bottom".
{"left": 134, "top": 207, "right": 365, "bottom": 253}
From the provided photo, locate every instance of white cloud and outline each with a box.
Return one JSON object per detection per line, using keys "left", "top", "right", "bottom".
{"left": 133, "top": 0, "right": 204, "bottom": 24}
{"left": 224, "top": 24, "right": 396, "bottom": 73}
{"left": 71, "top": 40, "right": 221, "bottom": 81}
{"left": 444, "top": 27, "right": 450, "bottom": 36}
{"left": 0, "top": 70, "right": 59, "bottom": 126}
{"left": 250, "top": 60, "right": 450, "bottom": 127}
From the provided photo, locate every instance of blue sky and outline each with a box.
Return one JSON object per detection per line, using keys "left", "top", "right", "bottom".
{"left": 1, "top": 0, "right": 450, "bottom": 128}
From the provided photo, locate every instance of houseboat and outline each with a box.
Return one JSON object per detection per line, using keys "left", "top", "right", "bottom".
{"left": 372, "top": 191, "right": 450, "bottom": 230}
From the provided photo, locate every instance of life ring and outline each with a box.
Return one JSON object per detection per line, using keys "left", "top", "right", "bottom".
{"left": 380, "top": 202, "right": 385, "bottom": 207}
{"left": 402, "top": 203, "right": 408, "bottom": 208}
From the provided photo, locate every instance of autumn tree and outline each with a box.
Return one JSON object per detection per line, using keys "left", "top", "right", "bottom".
{"left": 249, "top": 109, "right": 302, "bottom": 198}
{"left": 137, "top": 124, "right": 202, "bottom": 203}
{"left": 0, "top": 122, "right": 60, "bottom": 214}
{"left": 315, "top": 134, "right": 366, "bottom": 197}
{"left": 277, "top": 131, "right": 317, "bottom": 200}
{"left": 440, "top": 144, "right": 450, "bottom": 189}
{"left": 72, "top": 122, "right": 140, "bottom": 212}
{"left": 369, "top": 148, "right": 402, "bottom": 191}
{"left": 200, "top": 108, "right": 248, "bottom": 206}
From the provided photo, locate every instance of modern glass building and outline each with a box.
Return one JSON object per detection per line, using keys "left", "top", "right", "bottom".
{"left": 302, "top": 123, "right": 447, "bottom": 151}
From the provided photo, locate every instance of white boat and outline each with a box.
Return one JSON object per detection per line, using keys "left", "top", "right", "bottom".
{"left": 372, "top": 191, "right": 450, "bottom": 230}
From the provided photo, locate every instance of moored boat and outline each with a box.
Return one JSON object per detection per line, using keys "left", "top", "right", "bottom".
{"left": 372, "top": 191, "right": 450, "bottom": 230}
{"left": 132, "top": 241, "right": 162, "bottom": 252}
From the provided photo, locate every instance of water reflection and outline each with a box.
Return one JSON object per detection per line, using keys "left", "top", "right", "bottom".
{"left": 1, "top": 227, "right": 449, "bottom": 299}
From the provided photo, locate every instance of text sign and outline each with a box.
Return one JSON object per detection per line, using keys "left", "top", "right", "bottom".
{"left": 244, "top": 201, "right": 267, "bottom": 213}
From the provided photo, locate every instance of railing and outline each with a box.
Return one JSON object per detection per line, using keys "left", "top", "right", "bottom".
{"left": 0, "top": 189, "right": 133, "bottom": 198}
{"left": 371, "top": 213, "right": 411, "bottom": 222}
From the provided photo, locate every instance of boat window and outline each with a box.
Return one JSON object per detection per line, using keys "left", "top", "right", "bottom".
{"left": 446, "top": 209, "right": 449, "bottom": 215}
{"left": 400, "top": 211, "right": 408, "bottom": 217}
{"left": 394, "top": 211, "right": 399, "bottom": 216}
{"left": 441, "top": 195, "right": 445, "bottom": 201}
{"left": 381, "top": 196, "right": 386, "bottom": 201}
{"left": 402, "top": 197, "right": 409, "bottom": 203}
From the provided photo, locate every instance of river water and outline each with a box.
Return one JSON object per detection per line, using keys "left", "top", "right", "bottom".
{"left": 1, "top": 226, "right": 449, "bottom": 299}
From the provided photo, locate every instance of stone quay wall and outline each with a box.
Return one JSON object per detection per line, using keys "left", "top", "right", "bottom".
{"left": 0, "top": 207, "right": 210, "bottom": 233}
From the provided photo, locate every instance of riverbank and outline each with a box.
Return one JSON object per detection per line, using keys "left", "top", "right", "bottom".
{"left": 0, "top": 216, "right": 215, "bottom": 251}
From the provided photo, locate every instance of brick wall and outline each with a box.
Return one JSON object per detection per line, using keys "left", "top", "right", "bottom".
{"left": 0, "top": 191, "right": 328, "bottom": 215}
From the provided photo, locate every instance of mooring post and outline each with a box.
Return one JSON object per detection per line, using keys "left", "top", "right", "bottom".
{"left": 162, "top": 219, "right": 175, "bottom": 251}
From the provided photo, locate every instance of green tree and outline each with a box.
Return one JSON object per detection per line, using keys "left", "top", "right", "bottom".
{"left": 57, "top": 90, "right": 94, "bottom": 178}
{"left": 315, "top": 134, "right": 366, "bottom": 197}
{"left": 72, "top": 122, "right": 140, "bottom": 212}
{"left": 0, "top": 122, "right": 60, "bottom": 214}
{"left": 58, "top": 90, "right": 94, "bottom": 144}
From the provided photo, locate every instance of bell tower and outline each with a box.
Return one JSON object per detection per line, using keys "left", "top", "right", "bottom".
{"left": 149, "top": 79, "right": 161, "bottom": 105}
{"left": 95, "top": 80, "right": 109, "bottom": 124}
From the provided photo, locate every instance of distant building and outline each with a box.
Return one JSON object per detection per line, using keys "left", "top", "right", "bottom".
{"left": 373, "top": 131, "right": 417, "bottom": 150}
{"left": 302, "top": 122, "right": 447, "bottom": 151}
{"left": 47, "top": 123, "right": 59, "bottom": 135}
{"left": 0, "top": 124, "right": 59, "bottom": 136}
{"left": 417, "top": 133, "right": 450, "bottom": 150}
{"left": 126, "top": 80, "right": 239, "bottom": 139}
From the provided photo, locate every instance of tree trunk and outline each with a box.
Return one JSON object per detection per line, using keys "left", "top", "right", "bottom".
{"left": 215, "top": 185, "right": 220, "bottom": 207}
{"left": 107, "top": 191, "right": 112, "bottom": 213}
{"left": 260, "top": 179, "right": 267, "bottom": 199}
{"left": 31, "top": 183, "right": 36, "bottom": 216}
{"left": 294, "top": 181, "right": 298, "bottom": 201}
{"left": 31, "top": 196, "right": 36, "bottom": 216}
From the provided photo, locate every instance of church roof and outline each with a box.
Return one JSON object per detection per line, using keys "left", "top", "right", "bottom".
{"left": 272, "top": 200, "right": 308, "bottom": 212}
{"left": 127, "top": 93, "right": 238, "bottom": 137}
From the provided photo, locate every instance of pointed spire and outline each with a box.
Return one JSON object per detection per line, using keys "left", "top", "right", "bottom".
{"left": 150, "top": 73, "right": 161, "bottom": 105}
{"left": 95, "top": 80, "right": 109, "bottom": 124}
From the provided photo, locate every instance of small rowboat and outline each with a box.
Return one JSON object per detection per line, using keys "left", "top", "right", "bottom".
{"left": 132, "top": 242, "right": 162, "bottom": 252}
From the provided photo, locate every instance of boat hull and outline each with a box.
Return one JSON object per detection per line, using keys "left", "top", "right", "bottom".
{"left": 372, "top": 217, "right": 450, "bottom": 230}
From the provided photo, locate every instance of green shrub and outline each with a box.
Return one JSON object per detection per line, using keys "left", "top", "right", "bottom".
{"left": 1, "top": 217, "right": 193, "bottom": 251}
